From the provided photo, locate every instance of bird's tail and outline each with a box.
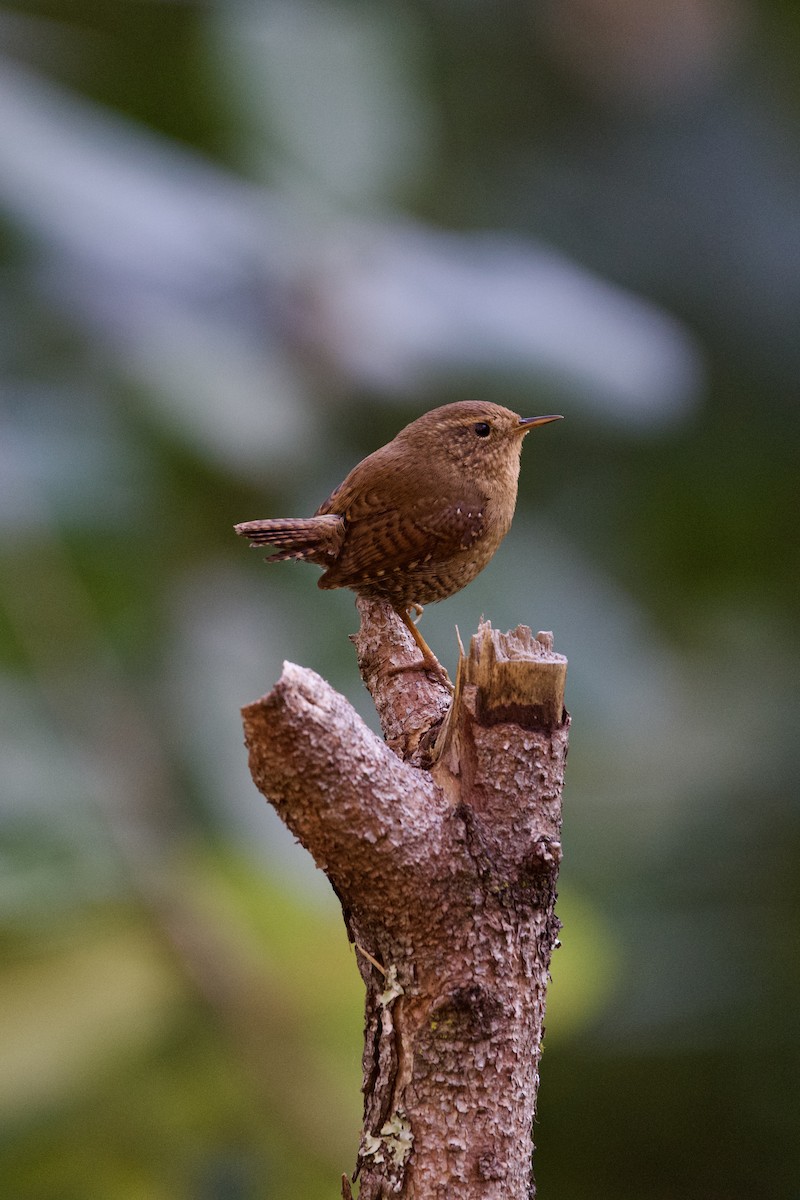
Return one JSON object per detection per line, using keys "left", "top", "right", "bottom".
{"left": 234, "top": 515, "right": 345, "bottom": 565}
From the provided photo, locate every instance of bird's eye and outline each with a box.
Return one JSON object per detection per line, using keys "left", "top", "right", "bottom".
{"left": 474, "top": 422, "right": 491, "bottom": 437}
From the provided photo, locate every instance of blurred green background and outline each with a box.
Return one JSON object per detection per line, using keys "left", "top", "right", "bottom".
{"left": 1, "top": 2, "right": 798, "bottom": 1197}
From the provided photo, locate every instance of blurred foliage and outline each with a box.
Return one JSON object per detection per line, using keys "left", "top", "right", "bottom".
{"left": 1, "top": 1, "right": 798, "bottom": 1197}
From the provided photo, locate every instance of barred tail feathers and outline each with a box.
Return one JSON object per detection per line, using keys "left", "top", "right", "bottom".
{"left": 234, "top": 515, "right": 345, "bottom": 564}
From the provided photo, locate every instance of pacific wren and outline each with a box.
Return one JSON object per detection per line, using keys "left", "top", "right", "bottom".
{"left": 235, "top": 401, "right": 562, "bottom": 682}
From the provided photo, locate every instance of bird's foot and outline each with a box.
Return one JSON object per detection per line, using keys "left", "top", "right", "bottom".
{"left": 387, "top": 656, "right": 454, "bottom": 693}
{"left": 391, "top": 605, "right": 454, "bottom": 690}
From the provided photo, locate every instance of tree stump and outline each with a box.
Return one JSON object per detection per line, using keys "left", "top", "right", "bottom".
{"left": 242, "top": 597, "right": 569, "bottom": 1198}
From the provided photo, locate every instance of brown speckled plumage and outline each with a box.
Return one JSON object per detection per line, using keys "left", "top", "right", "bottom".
{"left": 235, "top": 401, "right": 561, "bottom": 676}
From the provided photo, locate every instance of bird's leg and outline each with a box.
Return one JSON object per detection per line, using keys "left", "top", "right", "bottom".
{"left": 389, "top": 607, "right": 454, "bottom": 692}
{"left": 408, "top": 602, "right": 424, "bottom": 624}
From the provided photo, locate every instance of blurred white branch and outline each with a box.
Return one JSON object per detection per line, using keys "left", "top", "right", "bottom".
{"left": 0, "top": 56, "right": 704, "bottom": 482}
{"left": 308, "top": 221, "right": 704, "bottom": 422}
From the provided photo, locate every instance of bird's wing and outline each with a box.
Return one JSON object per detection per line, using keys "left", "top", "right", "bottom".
{"left": 314, "top": 443, "right": 392, "bottom": 519}
{"left": 315, "top": 443, "right": 488, "bottom": 584}
{"left": 320, "top": 472, "right": 489, "bottom": 591}
{"left": 412, "top": 495, "right": 490, "bottom": 552}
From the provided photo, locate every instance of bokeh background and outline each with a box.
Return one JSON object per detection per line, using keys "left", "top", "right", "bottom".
{"left": 1, "top": 2, "right": 798, "bottom": 1197}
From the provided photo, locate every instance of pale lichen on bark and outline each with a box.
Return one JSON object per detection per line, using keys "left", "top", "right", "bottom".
{"left": 242, "top": 596, "right": 569, "bottom": 1199}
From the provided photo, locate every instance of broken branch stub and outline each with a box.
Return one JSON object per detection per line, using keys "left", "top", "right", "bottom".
{"left": 242, "top": 598, "right": 569, "bottom": 1198}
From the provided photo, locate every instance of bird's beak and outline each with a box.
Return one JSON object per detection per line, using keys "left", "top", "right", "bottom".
{"left": 515, "top": 414, "right": 564, "bottom": 435}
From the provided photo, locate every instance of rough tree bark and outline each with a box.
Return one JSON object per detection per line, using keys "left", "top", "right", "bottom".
{"left": 241, "top": 596, "right": 569, "bottom": 1199}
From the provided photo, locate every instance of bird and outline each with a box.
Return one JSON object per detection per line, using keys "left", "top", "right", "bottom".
{"left": 235, "top": 401, "right": 562, "bottom": 684}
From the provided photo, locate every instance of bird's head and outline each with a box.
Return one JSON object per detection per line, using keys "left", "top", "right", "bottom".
{"left": 397, "top": 401, "right": 562, "bottom": 477}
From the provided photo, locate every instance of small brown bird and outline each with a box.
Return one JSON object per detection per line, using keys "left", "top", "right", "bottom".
{"left": 235, "top": 401, "right": 562, "bottom": 681}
